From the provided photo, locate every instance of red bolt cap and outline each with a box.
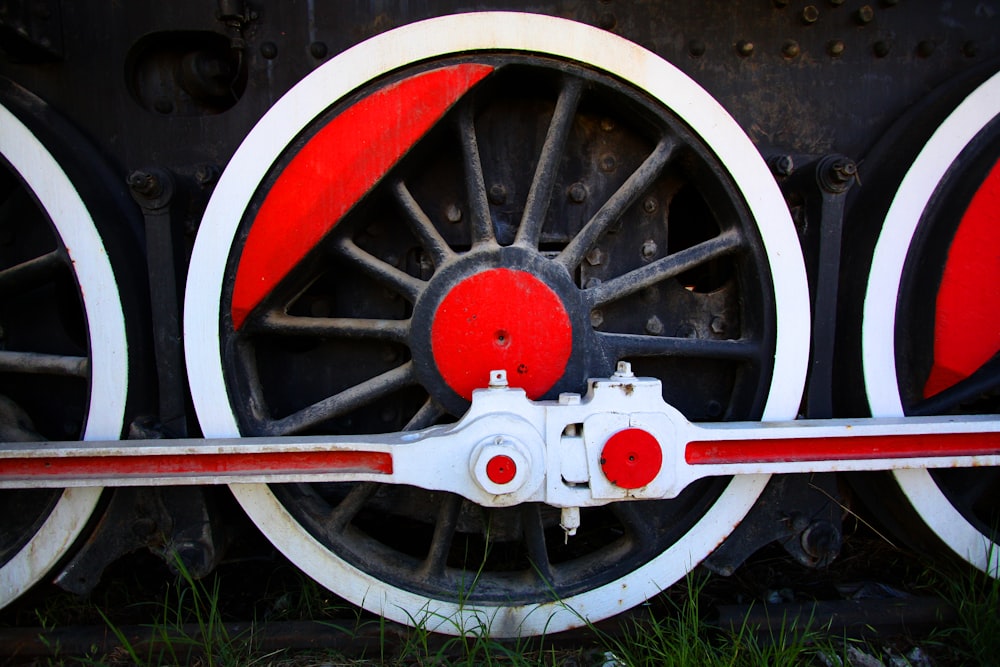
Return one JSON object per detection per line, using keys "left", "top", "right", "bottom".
{"left": 486, "top": 454, "right": 517, "bottom": 485}
{"left": 600, "top": 428, "right": 663, "bottom": 489}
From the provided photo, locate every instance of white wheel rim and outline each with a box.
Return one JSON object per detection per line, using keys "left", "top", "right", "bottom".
{"left": 185, "top": 12, "right": 809, "bottom": 635}
{"left": 863, "top": 70, "right": 1000, "bottom": 576}
{"left": 0, "top": 103, "right": 128, "bottom": 604}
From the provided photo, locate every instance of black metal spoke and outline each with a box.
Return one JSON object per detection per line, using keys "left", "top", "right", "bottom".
{"left": 392, "top": 180, "right": 455, "bottom": 268}
{"left": 334, "top": 237, "right": 426, "bottom": 304}
{"left": 0, "top": 250, "right": 63, "bottom": 296}
{"left": 515, "top": 77, "right": 584, "bottom": 249}
{"left": 557, "top": 136, "right": 676, "bottom": 272}
{"left": 254, "top": 312, "right": 409, "bottom": 343}
{"left": 326, "top": 482, "right": 379, "bottom": 533}
{"left": 609, "top": 502, "right": 657, "bottom": 551}
{"left": 908, "top": 351, "right": 1000, "bottom": 416}
{"left": 268, "top": 362, "right": 417, "bottom": 436}
{"left": 418, "top": 494, "right": 463, "bottom": 578}
{"left": 520, "top": 504, "right": 555, "bottom": 584}
{"left": 0, "top": 350, "right": 88, "bottom": 378}
{"left": 945, "top": 470, "right": 999, "bottom": 515}
{"left": 403, "top": 397, "right": 446, "bottom": 431}
{"left": 585, "top": 229, "right": 743, "bottom": 308}
{"left": 457, "top": 103, "right": 495, "bottom": 247}
{"left": 598, "top": 332, "right": 760, "bottom": 361}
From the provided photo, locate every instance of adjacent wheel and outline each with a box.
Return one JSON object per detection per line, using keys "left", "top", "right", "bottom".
{"left": 0, "top": 87, "right": 135, "bottom": 605}
{"left": 186, "top": 13, "right": 809, "bottom": 635}
{"left": 863, "top": 69, "right": 1000, "bottom": 575}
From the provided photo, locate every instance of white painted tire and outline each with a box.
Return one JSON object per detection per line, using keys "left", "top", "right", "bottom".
{"left": 185, "top": 12, "right": 809, "bottom": 636}
{"left": 863, "top": 70, "right": 1000, "bottom": 576}
{"left": 0, "top": 102, "right": 130, "bottom": 605}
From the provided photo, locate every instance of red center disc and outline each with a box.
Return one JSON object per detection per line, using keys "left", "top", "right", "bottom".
{"left": 431, "top": 268, "right": 572, "bottom": 400}
{"left": 600, "top": 428, "right": 663, "bottom": 489}
{"left": 486, "top": 455, "right": 517, "bottom": 485}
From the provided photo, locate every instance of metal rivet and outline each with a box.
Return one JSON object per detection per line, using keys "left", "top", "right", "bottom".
{"left": 736, "top": 40, "right": 754, "bottom": 57}
{"left": 445, "top": 204, "right": 462, "bottom": 223}
{"left": 568, "top": 182, "right": 588, "bottom": 202}
{"left": 710, "top": 316, "right": 727, "bottom": 335}
{"left": 828, "top": 40, "right": 845, "bottom": 57}
{"left": 600, "top": 155, "right": 617, "bottom": 172}
{"left": 769, "top": 155, "right": 794, "bottom": 177}
{"left": 689, "top": 39, "right": 706, "bottom": 57}
{"left": 600, "top": 118, "right": 615, "bottom": 132}
{"left": 645, "top": 316, "right": 664, "bottom": 335}
{"left": 873, "top": 40, "right": 891, "bottom": 58}
{"left": 586, "top": 248, "right": 605, "bottom": 266}
{"left": 854, "top": 5, "right": 874, "bottom": 24}
{"left": 488, "top": 184, "right": 507, "bottom": 205}
{"left": 782, "top": 40, "right": 801, "bottom": 58}
{"left": 590, "top": 310, "right": 604, "bottom": 328}
{"left": 309, "top": 41, "right": 328, "bottom": 59}
{"left": 801, "top": 6, "right": 820, "bottom": 24}
{"left": 641, "top": 240, "right": 658, "bottom": 260}
{"left": 642, "top": 197, "right": 658, "bottom": 214}
{"left": 260, "top": 41, "right": 278, "bottom": 59}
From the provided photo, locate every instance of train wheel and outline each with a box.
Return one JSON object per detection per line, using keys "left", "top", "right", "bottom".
{"left": 0, "top": 92, "right": 133, "bottom": 605}
{"left": 186, "top": 13, "right": 808, "bottom": 635}
{"left": 863, "top": 69, "right": 1000, "bottom": 575}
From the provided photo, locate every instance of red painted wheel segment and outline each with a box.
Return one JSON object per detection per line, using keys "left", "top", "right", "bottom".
{"left": 600, "top": 428, "right": 663, "bottom": 489}
{"left": 924, "top": 158, "right": 1000, "bottom": 397}
{"left": 231, "top": 63, "right": 494, "bottom": 330}
{"left": 431, "top": 268, "right": 572, "bottom": 400}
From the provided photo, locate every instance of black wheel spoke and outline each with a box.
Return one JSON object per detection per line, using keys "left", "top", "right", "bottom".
{"left": 909, "top": 351, "right": 1000, "bottom": 416}
{"left": 457, "top": 103, "right": 495, "bottom": 247}
{"left": 515, "top": 77, "right": 584, "bottom": 249}
{"left": 0, "top": 250, "right": 63, "bottom": 296}
{"left": 0, "top": 350, "right": 88, "bottom": 378}
{"left": 268, "top": 362, "right": 416, "bottom": 436}
{"left": 610, "top": 502, "right": 657, "bottom": 551}
{"left": 418, "top": 494, "right": 463, "bottom": 578}
{"left": 392, "top": 180, "right": 455, "bottom": 268}
{"left": 326, "top": 482, "right": 378, "bottom": 533}
{"left": 254, "top": 312, "right": 409, "bottom": 343}
{"left": 598, "top": 332, "right": 760, "bottom": 361}
{"left": 403, "top": 397, "right": 446, "bottom": 431}
{"left": 521, "top": 504, "right": 555, "bottom": 585}
{"left": 334, "top": 237, "right": 426, "bottom": 303}
{"left": 944, "top": 470, "right": 999, "bottom": 515}
{"left": 557, "top": 136, "right": 676, "bottom": 272}
{"left": 585, "top": 229, "right": 743, "bottom": 308}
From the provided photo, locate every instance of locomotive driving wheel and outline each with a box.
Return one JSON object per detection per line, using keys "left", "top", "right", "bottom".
{"left": 0, "top": 88, "right": 135, "bottom": 606}
{"left": 863, "top": 70, "right": 1000, "bottom": 576}
{"left": 186, "top": 13, "right": 808, "bottom": 635}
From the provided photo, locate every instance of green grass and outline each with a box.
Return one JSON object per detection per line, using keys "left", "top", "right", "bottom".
{"left": 11, "top": 545, "right": 1000, "bottom": 666}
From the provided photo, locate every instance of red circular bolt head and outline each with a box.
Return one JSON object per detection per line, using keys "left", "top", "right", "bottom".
{"left": 486, "top": 454, "right": 517, "bottom": 485}
{"left": 600, "top": 428, "right": 663, "bottom": 489}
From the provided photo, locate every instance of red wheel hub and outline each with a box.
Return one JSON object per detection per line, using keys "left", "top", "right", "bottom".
{"left": 431, "top": 268, "right": 572, "bottom": 400}
{"left": 600, "top": 428, "right": 663, "bottom": 489}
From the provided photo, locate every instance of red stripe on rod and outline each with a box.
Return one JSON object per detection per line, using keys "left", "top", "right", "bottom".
{"left": 0, "top": 450, "right": 393, "bottom": 480}
{"left": 686, "top": 432, "right": 1000, "bottom": 465}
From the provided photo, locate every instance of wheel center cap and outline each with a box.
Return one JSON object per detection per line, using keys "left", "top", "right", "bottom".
{"left": 431, "top": 268, "right": 572, "bottom": 400}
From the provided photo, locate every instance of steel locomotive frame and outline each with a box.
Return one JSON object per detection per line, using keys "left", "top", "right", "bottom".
{"left": 0, "top": 0, "right": 999, "bottom": 637}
